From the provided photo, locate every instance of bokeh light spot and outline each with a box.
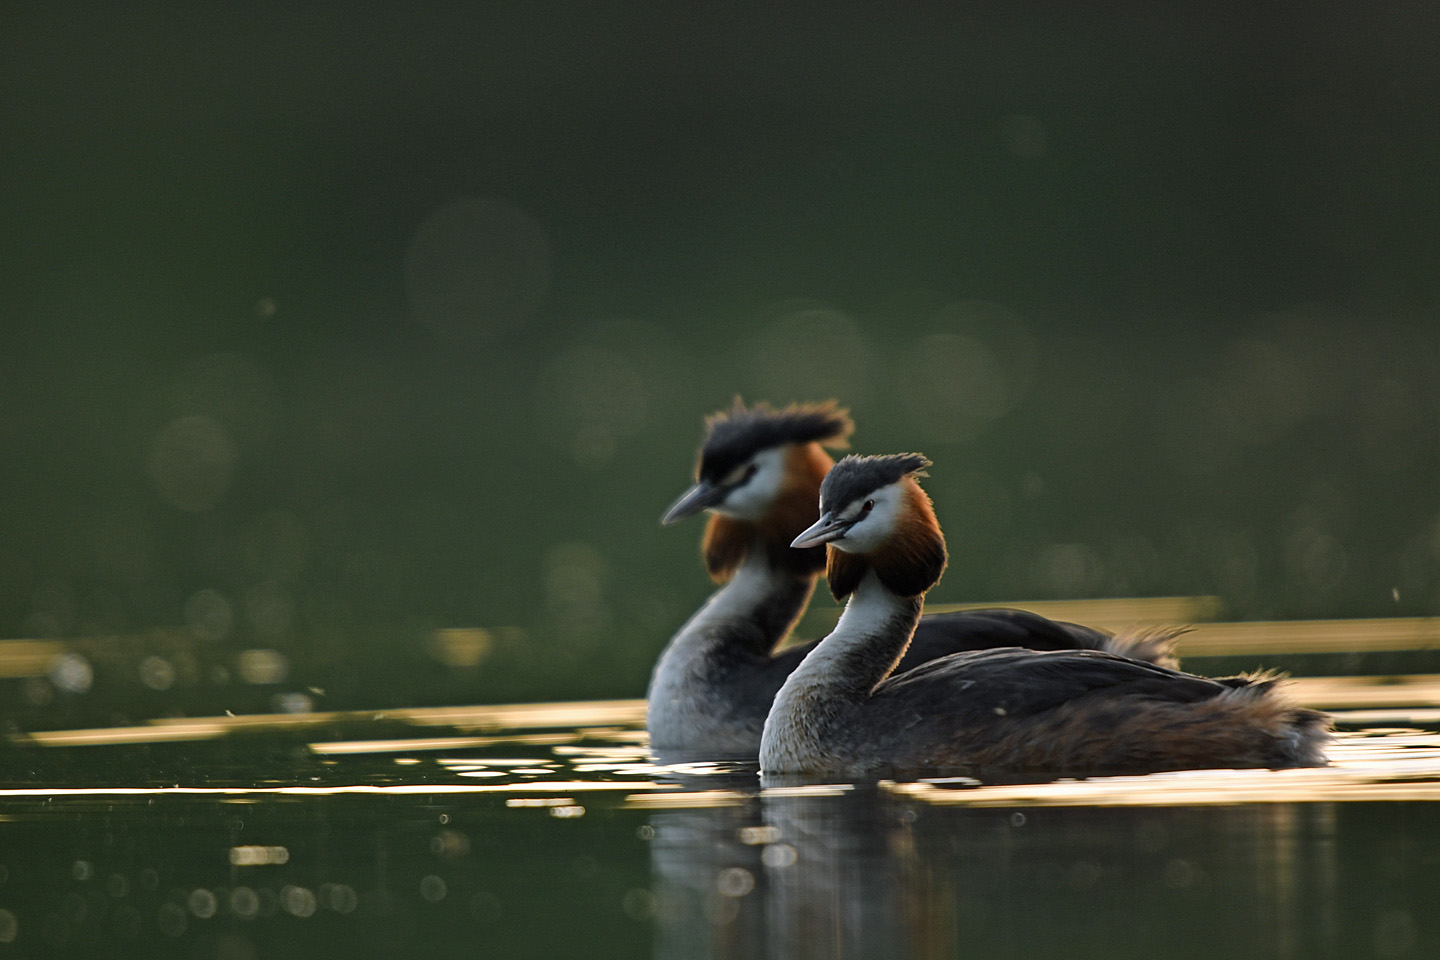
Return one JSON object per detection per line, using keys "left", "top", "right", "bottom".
{"left": 429, "top": 628, "right": 493, "bottom": 668}
{"left": 148, "top": 416, "right": 237, "bottom": 512}
{"left": 184, "top": 588, "right": 234, "bottom": 642}
{"left": 715, "top": 867, "right": 755, "bottom": 898}
{"left": 1286, "top": 527, "right": 1348, "bottom": 593}
{"left": 760, "top": 843, "right": 797, "bottom": 868}
{"left": 138, "top": 656, "right": 175, "bottom": 691}
{"left": 420, "top": 875, "right": 448, "bottom": 903}
{"left": 536, "top": 345, "right": 649, "bottom": 469}
{"left": 49, "top": 654, "right": 93, "bottom": 694}
{"left": 430, "top": 829, "right": 472, "bottom": 858}
{"left": 172, "top": 353, "right": 280, "bottom": 449}
{"left": 621, "top": 888, "right": 657, "bottom": 920}
{"left": 324, "top": 884, "right": 358, "bottom": 915}
{"left": 903, "top": 302, "right": 1036, "bottom": 442}
{"left": 156, "top": 902, "right": 187, "bottom": 937}
{"left": 237, "top": 649, "right": 289, "bottom": 685}
{"left": 545, "top": 543, "right": 611, "bottom": 645}
{"left": 188, "top": 888, "right": 218, "bottom": 919}
{"left": 1031, "top": 544, "right": 1106, "bottom": 597}
{"left": 281, "top": 885, "right": 317, "bottom": 918}
{"left": 230, "top": 887, "right": 260, "bottom": 920}
{"left": 271, "top": 691, "right": 314, "bottom": 713}
{"left": 749, "top": 304, "right": 872, "bottom": 404}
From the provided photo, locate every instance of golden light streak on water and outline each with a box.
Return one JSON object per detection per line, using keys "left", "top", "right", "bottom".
{"left": 1177, "top": 617, "right": 1440, "bottom": 655}
{"left": 0, "top": 640, "right": 67, "bottom": 677}
{"left": 1329, "top": 708, "right": 1440, "bottom": 725}
{"left": 229, "top": 845, "right": 290, "bottom": 865}
{"left": 802, "top": 601, "right": 1440, "bottom": 654}
{"left": 571, "top": 763, "right": 664, "bottom": 774}
{"left": 388, "top": 700, "right": 648, "bottom": 729}
{"left": 929, "top": 603, "right": 1440, "bottom": 655}
{"left": 17, "top": 720, "right": 236, "bottom": 745}
{"left": 18, "top": 672, "right": 1440, "bottom": 751}
{"left": 858, "top": 729, "right": 1440, "bottom": 809}
{"left": 886, "top": 767, "right": 1440, "bottom": 808}
{"left": 760, "top": 783, "right": 857, "bottom": 798}
{"left": 552, "top": 745, "right": 650, "bottom": 759}
{"left": 622, "top": 789, "right": 747, "bottom": 809}
{"left": 1287, "top": 674, "right": 1440, "bottom": 708}
{"left": 13, "top": 699, "right": 649, "bottom": 747}
{"left": 8, "top": 719, "right": 1440, "bottom": 810}
{"left": 0, "top": 781, "right": 667, "bottom": 799}
{"left": 309, "top": 735, "right": 577, "bottom": 755}
{"left": 927, "top": 595, "right": 1225, "bottom": 629}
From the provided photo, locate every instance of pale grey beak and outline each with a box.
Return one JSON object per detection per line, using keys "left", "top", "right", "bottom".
{"left": 661, "top": 480, "right": 727, "bottom": 525}
{"left": 791, "top": 512, "right": 851, "bottom": 549}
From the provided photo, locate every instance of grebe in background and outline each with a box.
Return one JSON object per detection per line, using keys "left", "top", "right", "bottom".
{"left": 648, "top": 400, "right": 1177, "bottom": 758}
{"left": 759, "top": 453, "right": 1330, "bottom": 778}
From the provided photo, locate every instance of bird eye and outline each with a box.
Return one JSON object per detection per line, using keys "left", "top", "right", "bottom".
{"left": 722, "top": 463, "right": 758, "bottom": 487}
{"left": 862, "top": 499, "right": 875, "bottom": 512}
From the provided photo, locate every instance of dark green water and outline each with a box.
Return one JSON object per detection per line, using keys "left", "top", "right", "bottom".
{"left": 0, "top": 792, "right": 1409, "bottom": 959}
{"left": 1, "top": 714, "right": 1438, "bottom": 959}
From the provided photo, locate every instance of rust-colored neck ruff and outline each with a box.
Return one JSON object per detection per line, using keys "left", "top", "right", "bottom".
{"left": 702, "top": 443, "right": 835, "bottom": 582}
{"left": 827, "top": 477, "right": 947, "bottom": 600}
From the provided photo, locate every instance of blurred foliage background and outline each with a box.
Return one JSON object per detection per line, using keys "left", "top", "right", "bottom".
{"left": 3, "top": 4, "right": 1439, "bottom": 725}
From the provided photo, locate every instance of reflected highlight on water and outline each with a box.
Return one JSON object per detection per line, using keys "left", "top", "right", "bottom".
{"left": 4, "top": 631, "right": 1440, "bottom": 956}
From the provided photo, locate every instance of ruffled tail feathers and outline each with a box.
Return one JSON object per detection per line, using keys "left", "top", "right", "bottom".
{"left": 1215, "top": 674, "right": 1333, "bottom": 768}
{"left": 1093, "top": 636, "right": 1333, "bottom": 769}
{"left": 1101, "top": 626, "right": 1187, "bottom": 671}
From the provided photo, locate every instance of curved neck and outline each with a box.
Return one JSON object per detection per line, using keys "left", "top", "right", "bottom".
{"left": 760, "top": 571, "right": 923, "bottom": 770}
{"left": 669, "top": 543, "right": 819, "bottom": 662}
{"left": 785, "top": 571, "right": 924, "bottom": 697}
{"left": 648, "top": 540, "right": 820, "bottom": 754}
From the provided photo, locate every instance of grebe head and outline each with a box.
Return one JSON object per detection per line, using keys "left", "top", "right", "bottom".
{"left": 661, "top": 399, "right": 852, "bottom": 525}
{"left": 791, "top": 453, "right": 948, "bottom": 599}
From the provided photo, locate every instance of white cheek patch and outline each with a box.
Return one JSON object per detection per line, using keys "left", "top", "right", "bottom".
{"left": 831, "top": 485, "right": 902, "bottom": 553}
{"left": 712, "top": 447, "right": 787, "bottom": 521}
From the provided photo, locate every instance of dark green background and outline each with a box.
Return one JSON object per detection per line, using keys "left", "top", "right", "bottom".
{"left": 4, "top": 5, "right": 1438, "bottom": 718}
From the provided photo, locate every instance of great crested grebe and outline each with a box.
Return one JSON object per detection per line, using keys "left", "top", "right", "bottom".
{"left": 759, "top": 453, "right": 1331, "bottom": 778}
{"left": 648, "top": 400, "right": 1177, "bottom": 758}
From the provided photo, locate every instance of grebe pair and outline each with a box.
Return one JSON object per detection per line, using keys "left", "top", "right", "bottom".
{"left": 650, "top": 402, "right": 1330, "bottom": 777}
{"left": 647, "top": 401, "right": 1177, "bottom": 759}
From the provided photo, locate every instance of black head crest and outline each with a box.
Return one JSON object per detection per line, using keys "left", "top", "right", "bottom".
{"left": 819, "top": 453, "right": 931, "bottom": 513}
{"left": 696, "top": 398, "right": 852, "bottom": 482}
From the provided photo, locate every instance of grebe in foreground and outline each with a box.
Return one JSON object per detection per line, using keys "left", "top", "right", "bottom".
{"left": 759, "top": 453, "right": 1331, "bottom": 778}
{"left": 648, "top": 400, "right": 1177, "bottom": 758}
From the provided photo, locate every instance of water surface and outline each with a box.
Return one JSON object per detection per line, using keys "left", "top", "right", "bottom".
{"left": 2, "top": 678, "right": 1440, "bottom": 958}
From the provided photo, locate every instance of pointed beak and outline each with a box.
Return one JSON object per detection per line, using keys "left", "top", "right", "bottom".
{"left": 661, "top": 480, "right": 728, "bottom": 525}
{"left": 790, "top": 512, "right": 850, "bottom": 549}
